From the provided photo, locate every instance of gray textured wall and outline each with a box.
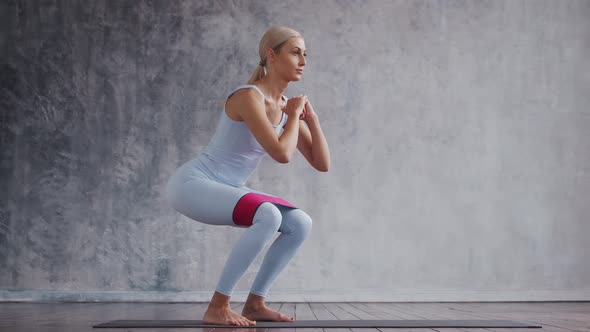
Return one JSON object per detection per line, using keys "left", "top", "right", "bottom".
{"left": 1, "top": 0, "right": 589, "bottom": 303}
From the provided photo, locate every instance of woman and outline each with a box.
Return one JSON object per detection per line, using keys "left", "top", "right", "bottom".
{"left": 166, "top": 26, "right": 330, "bottom": 326}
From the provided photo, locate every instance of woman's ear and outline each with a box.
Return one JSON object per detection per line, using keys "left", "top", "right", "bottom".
{"left": 266, "top": 48, "right": 279, "bottom": 64}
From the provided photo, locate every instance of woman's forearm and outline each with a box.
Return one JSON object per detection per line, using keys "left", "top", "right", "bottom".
{"left": 306, "top": 114, "right": 331, "bottom": 171}
{"left": 278, "top": 115, "right": 300, "bottom": 162}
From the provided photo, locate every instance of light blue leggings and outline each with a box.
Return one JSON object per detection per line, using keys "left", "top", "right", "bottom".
{"left": 166, "top": 170, "right": 312, "bottom": 298}
{"left": 217, "top": 202, "right": 312, "bottom": 297}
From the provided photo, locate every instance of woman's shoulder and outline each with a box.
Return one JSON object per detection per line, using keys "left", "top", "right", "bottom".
{"left": 225, "top": 85, "right": 266, "bottom": 121}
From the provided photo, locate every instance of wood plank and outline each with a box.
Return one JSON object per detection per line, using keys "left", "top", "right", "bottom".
{"left": 444, "top": 302, "right": 580, "bottom": 332}
{"left": 471, "top": 302, "right": 590, "bottom": 332}
{"left": 522, "top": 302, "right": 590, "bottom": 331}
{"left": 323, "top": 302, "right": 375, "bottom": 332}
{"left": 338, "top": 302, "right": 393, "bottom": 332}
{"left": 348, "top": 303, "right": 408, "bottom": 319}
{"left": 295, "top": 301, "right": 324, "bottom": 332}
{"left": 395, "top": 302, "right": 501, "bottom": 332}
{"left": 309, "top": 302, "right": 347, "bottom": 332}
{"left": 0, "top": 302, "right": 101, "bottom": 325}
{"left": 1, "top": 302, "right": 211, "bottom": 332}
{"left": 352, "top": 302, "right": 438, "bottom": 332}
{"left": 318, "top": 303, "right": 354, "bottom": 332}
{"left": 258, "top": 301, "right": 282, "bottom": 332}
{"left": 272, "top": 302, "right": 296, "bottom": 332}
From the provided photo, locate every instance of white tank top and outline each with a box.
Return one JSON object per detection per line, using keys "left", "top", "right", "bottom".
{"left": 194, "top": 84, "right": 289, "bottom": 187}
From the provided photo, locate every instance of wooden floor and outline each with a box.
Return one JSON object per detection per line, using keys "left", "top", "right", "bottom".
{"left": 0, "top": 301, "right": 588, "bottom": 332}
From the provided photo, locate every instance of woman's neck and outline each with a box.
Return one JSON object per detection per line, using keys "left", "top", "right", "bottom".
{"left": 256, "top": 76, "right": 288, "bottom": 103}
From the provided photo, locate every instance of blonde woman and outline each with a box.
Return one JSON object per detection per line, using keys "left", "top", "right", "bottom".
{"left": 166, "top": 26, "right": 330, "bottom": 326}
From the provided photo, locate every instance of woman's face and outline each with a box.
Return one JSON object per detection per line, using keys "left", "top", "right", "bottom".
{"left": 272, "top": 37, "right": 307, "bottom": 81}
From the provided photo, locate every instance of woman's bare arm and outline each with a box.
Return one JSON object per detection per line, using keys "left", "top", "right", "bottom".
{"left": 237, "top": 90, "right": 300, "bottom": 163}
{"left": 296, "top": 114, "right": 330, "bottom": 171}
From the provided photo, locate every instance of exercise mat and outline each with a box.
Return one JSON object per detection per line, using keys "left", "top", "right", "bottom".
{"left": 93, "top": 319, "right": 542, "bottom": 328}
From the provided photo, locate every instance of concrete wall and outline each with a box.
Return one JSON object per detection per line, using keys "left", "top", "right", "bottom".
{"left": 1, "top": 0, "right": 589, "bottom": 302}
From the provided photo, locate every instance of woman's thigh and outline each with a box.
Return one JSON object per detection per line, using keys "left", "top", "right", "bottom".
{"left": 239, "top": 185, "right": 282, "bottom": 198}
{"left": 167, "top": 176, "right": 247, "bottom": 227}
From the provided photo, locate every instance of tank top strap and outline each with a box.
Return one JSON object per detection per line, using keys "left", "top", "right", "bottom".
{"left": 227, "top": 84, "right": 265, "bottom": 101}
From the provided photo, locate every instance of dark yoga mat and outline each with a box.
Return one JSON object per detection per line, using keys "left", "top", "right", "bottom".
{"left": 93, "top": 319, "right": 542, "bottom": 328}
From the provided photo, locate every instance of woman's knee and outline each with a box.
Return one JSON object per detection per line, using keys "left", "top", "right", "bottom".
{"left": 252, "top": 202, "right": 283, "bottom": 230}
{"left": 284, "top": 209, "right": 313, "bottom": 236}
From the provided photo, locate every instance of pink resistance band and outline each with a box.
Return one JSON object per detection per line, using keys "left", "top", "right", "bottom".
{"left": 232, "top": 193, "right": 297, "bottom": 226}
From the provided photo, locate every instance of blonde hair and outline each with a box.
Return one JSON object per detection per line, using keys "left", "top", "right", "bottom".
{"left": 246, "top": 26, "right": 303, "bottom": 84}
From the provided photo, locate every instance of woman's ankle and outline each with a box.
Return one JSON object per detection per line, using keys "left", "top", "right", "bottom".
{"left": 244, "top": 292, "right": 266, "bottom": 309}
{"left": 209, "top": 290, "right": 232, "bottom": 309}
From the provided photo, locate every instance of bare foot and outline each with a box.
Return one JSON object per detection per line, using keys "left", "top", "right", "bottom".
{"left": 203, "top": 305, "right": 256, "bottom": 326}
{"left": 241, "top": 304, "right": 295, "bottom": 322}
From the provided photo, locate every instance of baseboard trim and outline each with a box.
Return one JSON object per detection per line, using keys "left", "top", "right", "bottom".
{"left": 1, "top": 288, "right": 589, "bottom": 302}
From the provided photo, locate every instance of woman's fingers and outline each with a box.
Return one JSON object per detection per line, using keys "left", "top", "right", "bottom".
{"left": 300, "top": 107, "right": 307, "bottom": 119}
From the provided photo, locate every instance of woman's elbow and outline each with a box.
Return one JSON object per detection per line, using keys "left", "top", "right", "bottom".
{"left": 315, "top": 163, "right": 330, "bottom": 172}
{"left": 273, "top": 152, "right": 290, "bottom": 164}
